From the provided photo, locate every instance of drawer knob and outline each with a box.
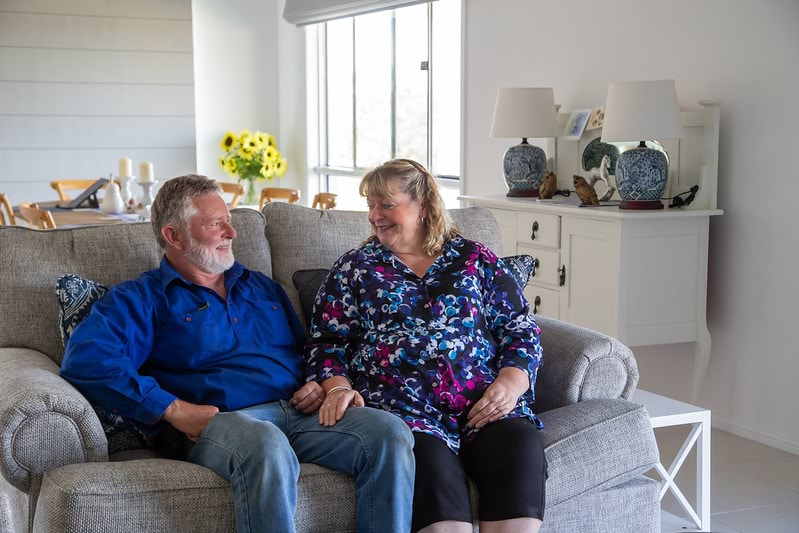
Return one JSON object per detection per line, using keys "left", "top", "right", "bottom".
{"left": 530, "top": 221, "right": 539, "bottom": 240}
{"left": 531, "top": 257, "right": 540, "bottom": 277}
{"left": 533, "top": 295, "right": 541, "bottom": 314}
{"left": 558, "top": 265, "right": 566, "bottom": 286}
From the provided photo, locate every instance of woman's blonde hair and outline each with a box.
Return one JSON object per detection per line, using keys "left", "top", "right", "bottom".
{"left": 359, "top": 159, "right": 459, "bottom": 256}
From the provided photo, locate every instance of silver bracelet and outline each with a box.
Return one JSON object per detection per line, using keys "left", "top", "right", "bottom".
{"left": 325, "top": 385, "right": 353, "bottom": 396}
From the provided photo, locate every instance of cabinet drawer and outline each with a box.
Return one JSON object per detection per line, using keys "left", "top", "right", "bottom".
{"left": 516, "top": 212, "right": 560, "bottom": 249}
{"left": 524, "top": 285, "right": 560, "bottom": 319}
{"left": 518, "top": 244, "right": 561, "bottom": 287}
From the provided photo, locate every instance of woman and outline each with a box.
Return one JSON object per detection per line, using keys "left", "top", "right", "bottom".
{"left": 305, "top": 159, "right": 546, "bottom": 533}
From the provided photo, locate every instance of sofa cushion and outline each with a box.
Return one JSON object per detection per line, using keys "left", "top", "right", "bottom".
{"left": 54, "top": 273, "right": 155, "bottom": 454}
{"left": 0, "top": 208, "right": 270, "bottom": 365}
{"left": 56, "top": 274, "right": 108, "bottom": 347}
{"left": 500, "top": 254, "right": 536, "bottom": 291}
{"left": 263, "top": 203, "right": 505, "bottom": 326}
{"left": 291, "top": 269, "right": 330, "bottom": 328}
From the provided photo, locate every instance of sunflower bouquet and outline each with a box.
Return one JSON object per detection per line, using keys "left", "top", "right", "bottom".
{"left": 219, "top": 130, "right": 288, "bottom": 204}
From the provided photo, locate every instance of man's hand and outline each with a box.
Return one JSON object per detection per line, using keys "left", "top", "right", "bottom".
{"left": 161, "top": 399, "right": 219, "bottom": 441}
{"left": 290, "top": 381, "right": 325, "bottom": 414}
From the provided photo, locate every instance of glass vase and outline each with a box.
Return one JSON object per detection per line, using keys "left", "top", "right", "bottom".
{"left": 243, "top": 180, "right": 258, "bottom": 205}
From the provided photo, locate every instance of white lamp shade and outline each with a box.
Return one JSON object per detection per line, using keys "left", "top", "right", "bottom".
{"left": 490, "top": 87, "right": 559, "bottom": 139}
{"left": 601, "top": 80, "right": 682, "bottom": 142}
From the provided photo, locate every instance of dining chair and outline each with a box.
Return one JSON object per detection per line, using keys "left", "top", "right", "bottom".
{"left": 51, "top": 179, "right": 109, "bottom": 202}
{"left": 0, "top": 193, "right": 15, "bottom": 225}
{"left": 219, "top": 182, "right": 245, "bottom": 208}
{"left": 259, "top": 187, "right": 300, "bottom": 211}
{"left": 18, "top": 203, "right": 57, "bottom": 230}
{"left": 311, "top": 192, "right": 337, "bottom": 210}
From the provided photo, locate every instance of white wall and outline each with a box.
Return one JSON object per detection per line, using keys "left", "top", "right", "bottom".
{"left": 192, "top": 0, "right": 306, "bottom": 195}
{"left": 463, "top": 0, "right": 799, "bottom": 452}
{"left": 0, "top": 0, "right": 196, "bottom": 202}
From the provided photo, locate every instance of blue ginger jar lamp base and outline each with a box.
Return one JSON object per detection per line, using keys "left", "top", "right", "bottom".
{"left": 615, "top": 142, "right": 668, "bottom": 210}
{"left": 503, "top": 139, "right": 547, "bottom": 197}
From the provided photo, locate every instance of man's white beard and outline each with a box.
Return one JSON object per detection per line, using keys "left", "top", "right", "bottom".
{"left": 186, "top": 237, "right": 235, "bottom": 274}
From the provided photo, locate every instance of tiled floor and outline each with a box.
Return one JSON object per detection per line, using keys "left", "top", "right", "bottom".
{"left": 652, "top": 426, "right": 799, "bottom": 532}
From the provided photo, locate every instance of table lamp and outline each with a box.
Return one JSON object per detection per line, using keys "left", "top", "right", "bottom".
{"left": 601, "top": 79, "right": 682, "bottom": 209}
{"left": 491, "top": 87, "right": 559, "bottom": 197}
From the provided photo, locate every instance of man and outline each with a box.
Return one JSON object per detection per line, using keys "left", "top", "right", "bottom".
{"left": 61, "top": 175, "right": 414, "bottom": 533}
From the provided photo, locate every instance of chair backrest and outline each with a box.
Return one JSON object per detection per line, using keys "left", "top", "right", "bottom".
{"left": 0, "top": 193, "right": 15, "bottom": 225}
{"left": 51, "top": 179, "right": 105, "bottom": 201}
{"left": 259, "top": 187, "right": 300, "bottom": 211}
{"left": 219, "top": 182, "right": 245, "bottom": 208}
{"left": 18, "top": 202, "right": 57, "bottom": 230}
{"left": 312, "top": 192, "right": 338, "bottom": 210}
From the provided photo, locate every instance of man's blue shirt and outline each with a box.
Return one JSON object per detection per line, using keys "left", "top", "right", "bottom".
{"left": 61, "top": 258, "right": 307, "bottom": 427}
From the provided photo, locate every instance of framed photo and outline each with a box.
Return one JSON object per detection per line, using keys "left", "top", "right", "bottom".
{"left": 562, "top": 108, "right": 592, "bottom": 140}
{"left": 586, "top": 105, "right": 606, "bottom": 131}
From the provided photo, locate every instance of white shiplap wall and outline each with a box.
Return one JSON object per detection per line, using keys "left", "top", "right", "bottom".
{"left": 0, "top": 0, "right": 195, "bottom": 202}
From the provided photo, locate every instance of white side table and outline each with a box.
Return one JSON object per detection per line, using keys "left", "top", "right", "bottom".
{"left": 632, "top": 389, "right": 711, "bottom": 531}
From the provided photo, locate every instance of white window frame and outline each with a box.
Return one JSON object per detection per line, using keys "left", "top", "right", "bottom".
{"left": 305, "top": 1, "right": 461, "bottom": 208}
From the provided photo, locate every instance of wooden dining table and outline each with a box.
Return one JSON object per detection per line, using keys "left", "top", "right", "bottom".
{"left": 16, "top": 201, "right": 144, "bottom": 228}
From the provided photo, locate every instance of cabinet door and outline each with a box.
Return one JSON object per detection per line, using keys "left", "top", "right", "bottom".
{"left": 560, "top": 216, "right": 621, "bottom": 337}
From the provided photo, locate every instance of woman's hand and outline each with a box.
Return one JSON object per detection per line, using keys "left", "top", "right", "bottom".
{"left": 319, "top": 378, "right": 365, "bottom": 426}
{"left": 466, "top": 367, "right": 530, "bottom": 429}
{"left": 290, "top": 381, "right": 326, "bottom": 414}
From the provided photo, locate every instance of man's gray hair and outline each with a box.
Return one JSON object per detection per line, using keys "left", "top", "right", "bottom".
{"left": 150, "top": 174, "right": 223, "bottom": 249}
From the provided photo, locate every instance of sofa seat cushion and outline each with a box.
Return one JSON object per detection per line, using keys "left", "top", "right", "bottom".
{"left": 34, "top": 459, "right": 360, "bottom": 533}
{"left": 538, "top": 399, "right": 657, "bottom": 507}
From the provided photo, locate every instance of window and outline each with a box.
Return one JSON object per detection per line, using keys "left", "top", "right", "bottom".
{"left": 310, "top": 0, "right": 461, "bottom": 210}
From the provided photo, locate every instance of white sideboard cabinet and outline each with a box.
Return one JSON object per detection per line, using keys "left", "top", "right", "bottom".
{"left": 462, "top": 100, "right": 723, "bottom": 399}
{"left": 462, "top": 196, "right": 722, "bottom": 399}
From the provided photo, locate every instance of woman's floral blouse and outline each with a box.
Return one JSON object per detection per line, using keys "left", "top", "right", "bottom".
{"left": 304, "top": 236, "right": 543, "bottom": 453}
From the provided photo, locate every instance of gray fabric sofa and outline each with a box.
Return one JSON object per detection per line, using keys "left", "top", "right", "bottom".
{"left": 0, "top": 202, "right": 660, "bottom": 532}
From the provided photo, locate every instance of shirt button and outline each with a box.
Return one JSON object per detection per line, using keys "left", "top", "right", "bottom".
{"left": 272, "top": 305, "right": 277, "bottom": 310}
{"left": 233, "top": 317, "right": 239, "bottom": 323}
{"left": 185, "top": 317, "right": 192, "bottom": 322}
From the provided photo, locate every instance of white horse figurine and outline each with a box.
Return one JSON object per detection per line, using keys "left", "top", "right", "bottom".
{"left": 586, "top": 154, "right": 616, "bottom": 202}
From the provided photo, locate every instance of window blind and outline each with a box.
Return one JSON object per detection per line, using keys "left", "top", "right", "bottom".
{"left": 283, "top": 0, "right": 436, "bottom": 26}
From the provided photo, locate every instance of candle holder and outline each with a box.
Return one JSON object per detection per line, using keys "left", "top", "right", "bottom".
{"left": 117, "top": 175, "right": 135, "bottom": 211}
{"left": 138, "top": 180, "right": 157, "bottom": 209}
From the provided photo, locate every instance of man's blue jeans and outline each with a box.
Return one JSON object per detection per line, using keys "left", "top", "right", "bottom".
{"left": 186, "top": 401, "right": 414, "bottom": 533}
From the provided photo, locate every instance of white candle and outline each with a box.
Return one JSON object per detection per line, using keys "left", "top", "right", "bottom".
{"left": 139, "top": 161, "right": 154, "bottom": 183}
{"left": 118, "top": 158, "right": 132, "bottom": 178}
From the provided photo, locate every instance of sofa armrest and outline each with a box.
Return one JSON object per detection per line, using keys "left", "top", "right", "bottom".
{"left": 533, "top": 317, "right": 639, "bottom": 413}
{"left": 0, "top": 348, "right": 107, "bottom": 495}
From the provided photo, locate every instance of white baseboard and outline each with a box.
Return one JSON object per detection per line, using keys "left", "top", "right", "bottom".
{"left": 712, "top": 413, "right": 799, "bottom": 456}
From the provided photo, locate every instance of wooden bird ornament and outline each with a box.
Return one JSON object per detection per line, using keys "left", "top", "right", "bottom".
{"left": 573, "top": 175, "right": 599, "bottom": 206}
{"left": 538, "top": 171, "right": 557, "bottom": 199}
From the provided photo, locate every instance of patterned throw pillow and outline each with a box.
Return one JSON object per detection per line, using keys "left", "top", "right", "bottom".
{"left": 500, "top": 254, "right": 537, "bottom": 291}
{"left": 55, "top": 274, "right": 108, "bottom": 347}
{"left": 55, "top": 274, "right": 153, "bottom": 454}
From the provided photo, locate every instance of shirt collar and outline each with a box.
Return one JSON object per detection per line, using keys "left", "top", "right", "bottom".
{"left": 158, "top": 256, "right": 249, "bottom": 290}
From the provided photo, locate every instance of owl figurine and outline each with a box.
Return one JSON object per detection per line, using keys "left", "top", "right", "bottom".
{"left": 538, "top": 171, "right": 557, "bottom": 199}
{"left": 573, "top": 175, "right": 600, "bottom": 206}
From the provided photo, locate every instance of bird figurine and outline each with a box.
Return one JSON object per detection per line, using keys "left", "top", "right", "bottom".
{"left": 573, "top": 175, "right": 600, "bottom": 206}
{"left": 538, "top": 171, "right": 557, "bottom": 199}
